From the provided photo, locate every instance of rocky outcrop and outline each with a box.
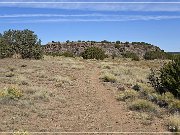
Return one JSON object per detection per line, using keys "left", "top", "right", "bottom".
{"left": 43, "top": 41, "right": 161, "bottom": 58}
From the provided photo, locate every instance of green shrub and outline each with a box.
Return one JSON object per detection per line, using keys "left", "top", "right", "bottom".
{"left": 31, "top": 45, "right": 43, "bottom": 59}
{"left": 0, "top": 44, "right": 13, "bottom": 58}
{"left": 122, "top": 52, "right": 140, "bottom": 61}
{"left": 160, "top": 58, "right": 180, "bottom": 98}
{"left": 0, "top": 29, "right": 43, "bottom": 59}
{"left": 81, "top": 47, "right": 106, "bottom": 60}
{"left": 148, "top": 69, "right": 164, "bottom": 94}
{"left": 148, "top": 58, "right": 180, "bottom": 98}
{"left": 21, "top": 45, "right": 43, "bottom": 59}
{"left": 116, "top": 41, "right": 121, "bottom": 44}
{"left": 129, "top": 99, "right": 157, "bottom": 112}
{"left": 0, "top": 87, "right": 23, "bottom": 100}
{"left": 144, "top": 51, "right": 171, "bottom": 60}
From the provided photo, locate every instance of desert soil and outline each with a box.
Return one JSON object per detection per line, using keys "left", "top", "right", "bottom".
{"left": 0, "top": 57, "right": 169, "bottom": 134}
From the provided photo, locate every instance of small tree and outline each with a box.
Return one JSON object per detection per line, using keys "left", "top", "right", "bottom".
{"left": 0, "top": 29, "right": 43, "bottom": 59}
{"left": 116, "top": 41, "right": 121, "bottom": 44}
{"left": 81, "top": 47, "right": 106, "bottom": 60}
{"left": 101, "top": 40, "right": 109, "bottom": 43}
{"left": 160, "top": 58, "right": 180, "bottom": 98}
{"left": 66, "top": 40, "right": 70, "bottom": 43}
{"left": 148, "top": 58, "right": 180, "bottom": 98}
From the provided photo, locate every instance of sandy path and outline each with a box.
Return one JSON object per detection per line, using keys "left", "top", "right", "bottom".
{"left": 69, "top": 62, "right": 167, "bottom": 133}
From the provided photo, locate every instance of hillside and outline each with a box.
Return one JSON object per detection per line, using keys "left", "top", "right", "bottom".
{"left": 43, "top": 41, "right": 161, "bottom": 58}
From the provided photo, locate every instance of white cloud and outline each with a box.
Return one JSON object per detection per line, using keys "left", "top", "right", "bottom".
{"left": 0, "top": 14, "right": 109, "bottom": 18}
{"left": 1, "top": 14, "right": 180, "bottom": 23}
{"left": 1, "top": 0, "right": 180, "bottom": 11}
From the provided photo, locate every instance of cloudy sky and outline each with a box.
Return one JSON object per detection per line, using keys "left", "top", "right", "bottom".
{"left": 0, "top": 0, "right": 180, "bottom": 51}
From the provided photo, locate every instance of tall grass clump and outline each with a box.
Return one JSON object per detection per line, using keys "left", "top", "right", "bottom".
{"left": 100, "top": 72, "right": 117, "bottom": 83}
{"left": 129, "top": 99, "right": 157, "bottom": 112}
{"left": 117, "top": 89, "right": 139, "bottom": 101}
{"left": 168, "top": 114, "right": 180, "bottom": 132}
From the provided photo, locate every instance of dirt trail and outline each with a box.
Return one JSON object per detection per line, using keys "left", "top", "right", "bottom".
{"left": 70, "top": 62, "right": 167, "bottom": 132}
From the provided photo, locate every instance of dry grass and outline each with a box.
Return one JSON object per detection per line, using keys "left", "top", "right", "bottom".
{"left": 51, "top": 75, "right": 72, "bottom": 85}
{"left": 99, "top": 59, "right": 155, "bottom": 86}
{"left": 117, "top": 89, "right": 139, "bottom": 101}
{"left": 32, "top": 90, "right": 50, "bottom": 102}
{"left": 100, "top": 72, "right": 117, "bottom": 83}
{"left": 112, "top": 66, "right": 149, "bottom": 85}
{"left": 19, "top": 68, "right": 35, "bottom": 74}
{"left": 44, "top": 55, "right": 85, "bottom": 70}
{"left": 15, "top": 75, "right": 30, "bottom": 85}
{"left": 129, "top": 99, "right": 158, "bottom": 112}
{"left": 71, "top": 64, "right": 85, "bottom": 69}
{"left": 136, "top": 112, "right": 153, "bottom": 121}
{"left": 36, "top": 70, "right": 48, "bottom": 78}
{"left": 169, "top": 99, "right": 180, "bottom": 113}
{"left": 168, "top": 114, "right": 180, "bottom": 132}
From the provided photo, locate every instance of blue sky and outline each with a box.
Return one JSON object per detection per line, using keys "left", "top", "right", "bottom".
{"left": 0, "top": 0, "right": 180, "bottom": 52}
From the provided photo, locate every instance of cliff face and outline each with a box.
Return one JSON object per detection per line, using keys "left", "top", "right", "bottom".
{"left": 43, "top": 41, "right": 161, "bottom": 58}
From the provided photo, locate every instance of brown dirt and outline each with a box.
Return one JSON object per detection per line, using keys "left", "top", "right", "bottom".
{"left": 0, "top": 57, "right": 170, "bottom": 134}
